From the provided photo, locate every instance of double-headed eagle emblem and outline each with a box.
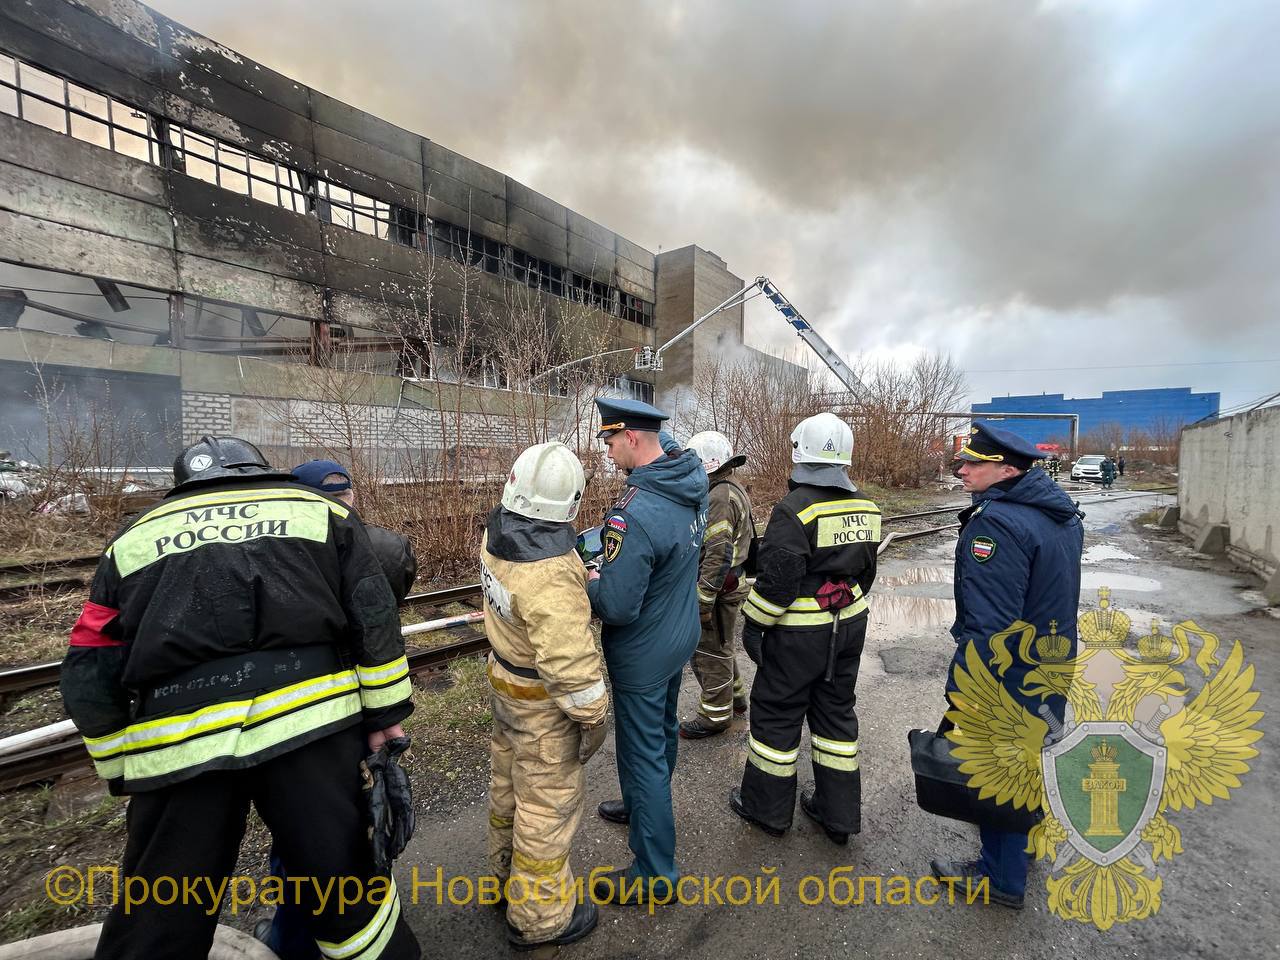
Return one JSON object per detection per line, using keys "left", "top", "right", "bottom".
{"left": 946, "top": 588, "right": 1264, "bottom": 930}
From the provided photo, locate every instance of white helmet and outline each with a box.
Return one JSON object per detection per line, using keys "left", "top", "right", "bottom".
{"left": 501, "top": 442, "right": 585, "bottom": 523}
{"left": 791, "top": 413, "right": 853, "bottom": 466}
{"left": 686, "top": 431, "right": 746, "bottom": 474}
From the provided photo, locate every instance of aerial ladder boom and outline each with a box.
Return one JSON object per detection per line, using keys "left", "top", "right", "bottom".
{"left": 635, "top": 276, "right": 865, "bottom": 398}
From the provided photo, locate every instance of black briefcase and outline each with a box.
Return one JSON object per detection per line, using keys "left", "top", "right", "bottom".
{"left": 908, "top": 725, "right": 1041, "bottom": 832}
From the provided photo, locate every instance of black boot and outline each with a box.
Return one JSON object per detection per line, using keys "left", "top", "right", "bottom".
{"left": 800, "top": 789, "right": 848, "bottom": 846}
{"left": 729, "top": 787, "right": 785, "bottom": 837}
{"left": 597, "top": 798, "right": 629, "bottom": 824}
{"left": 679, "top": 717, "right": 727, "bottom": 739}
{"left": 507, "top": 900, "right": 598, "bottom": 949}
{"left": 929, "top": 857, "right": 1024, "bottom": 910}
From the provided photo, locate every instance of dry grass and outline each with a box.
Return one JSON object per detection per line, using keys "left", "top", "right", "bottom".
{"left": 0, "top": 513, "right": 109, "bottom": 568}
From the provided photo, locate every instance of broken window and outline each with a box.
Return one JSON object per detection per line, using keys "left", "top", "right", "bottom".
{"left": 167, "top": 124, "right": 309, "bottom": 211}
{"left": 314, "top": 179, "right": 412, "bottom": 244}
{"left": 0, "top": 262, "right": 170, "bottom": 344}
{"left": 570, "top": 273, "right": 614, "bottom": 313}
{"left": 0, "top": 52, "right": 161, "bottom": 163}
{"left": 619, "top": 292, "right": 654, "bottom": 327}
{"left": 182, "top": 297, "right": 314, "bottom": 363}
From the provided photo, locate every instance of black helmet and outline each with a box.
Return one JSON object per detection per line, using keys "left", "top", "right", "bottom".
{"left": 172, "top": 436, "right": 287, "bottom": 489}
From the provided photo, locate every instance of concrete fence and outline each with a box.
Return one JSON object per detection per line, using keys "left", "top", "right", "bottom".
{"left": 1175, "top": 405, "right": 1280, "bottom": 601}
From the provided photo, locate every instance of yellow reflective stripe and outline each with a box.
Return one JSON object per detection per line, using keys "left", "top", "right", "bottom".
{"left": 512, "top": 849, "right": 568, "bottom": 877}
{"left": 114, "top": 672, "right": 359, "bottom": 753}
{"left": 812, "top": 750, "right": 861, "bottom": 772}
{"left": 487, "top": 662, "right": 550, "bottom": 701}
{"left": 357, "top": 656, "right": 409, "bottom": 686}
{"left": 137, "top": 488, "right": 349, "bottom": 526}
{"left": 748, "top": 752, "right": 796, "bottom": 778}
{"left": 795, "top": 498, "right": 880, "bottom": 525}
{"left": 317, "top": 879, "right": 399, "bottom": 959}
{"left": 361, "top": 676, "right": 411, "bottom": 710}
{"left": 746, "top": 590, "right": 786, "bottom": 616}
{"left": 697, "top": 588, "right": 718, "bottom": 604}
{"left": 749, "top": 735, "right": 799, "bottom": 764}
{"left": 743, "top": 603, "right": 777, "bottom": 627}
{"left": 82, "top": 726, "right": 129, "bottom": 759}
{"left": 700, "top": 700, "right": 733, "bottom": 716}
{"left": 775, "top": 597, "right": 868, "bottom": 626}
{"left": 489, "top": 812, "right": 514, "bottom": 829}
{"left": 704, "top": 519, "right": 732, "bottom": 538}
{"left": 124, "top": 692, "right": 362, "bottom": 783}
{"left": 91, "top": 754, "right": 125, "bottom": 779}
{"left": 810, "top": 734, "right": 859, "bottom": 756}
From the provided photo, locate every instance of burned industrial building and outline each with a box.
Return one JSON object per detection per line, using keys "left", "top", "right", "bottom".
{"left": 0, "top": 0, "right": 752, "bottom": 476}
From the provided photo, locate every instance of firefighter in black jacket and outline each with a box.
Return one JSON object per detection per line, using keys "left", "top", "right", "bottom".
{"left": 730, "top": 413, "right": 880, "bottom": 844}
{"left": 60, "top": 437, "right": 420, "bottom": 960}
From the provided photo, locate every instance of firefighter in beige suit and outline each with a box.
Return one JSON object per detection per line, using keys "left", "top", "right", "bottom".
{"left": 481, "top": 442, "right": 607, "bottom": 951}
{"left": 680, "top": 432, "right": 755, "bottom": 739}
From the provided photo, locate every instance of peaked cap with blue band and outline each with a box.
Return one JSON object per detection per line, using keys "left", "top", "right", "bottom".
{"left": 953, "top": 423, "right": 1040, "bottom": 470}
{"left": 595, "top": 397, "right": 670, "bottom": 439}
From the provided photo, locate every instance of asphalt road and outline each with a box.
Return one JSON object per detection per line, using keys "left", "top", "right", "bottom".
{"left": 397, "top": 489, "right": 1279, "bottom": 959}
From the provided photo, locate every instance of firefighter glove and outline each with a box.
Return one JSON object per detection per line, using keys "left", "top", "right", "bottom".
{"left": 742, "top": 621, "right": 765, "bottom": 666}
{"left": 361, "top": 735, "right": 416, "bottom": 875}
{"left": 579, "top": 720, "right": 608, "bottom": 764}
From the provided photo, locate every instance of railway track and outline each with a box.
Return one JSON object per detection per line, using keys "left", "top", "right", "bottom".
{"left": 0, "top": 486, "right": 1178, "bottom": 788}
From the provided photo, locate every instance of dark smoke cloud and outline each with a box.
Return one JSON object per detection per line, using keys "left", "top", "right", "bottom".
{"left": 149, "top": 0, "right": 1280, "bottom": 404}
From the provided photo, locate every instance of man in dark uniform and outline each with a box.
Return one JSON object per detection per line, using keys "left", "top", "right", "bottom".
{"left": 292, "top": 459, "right": 418, "bottom": 601}
{"left": 930, "top": 422, "right": 1084, "bottom": 909}
{"left": 587, "top": 398, "right": 708, "bottom": 905}
{"left": 731, "top": 412, "right": 879, "bottom": 845}
{"left": 60, "top": 436, "right": 420, "bottom": 960}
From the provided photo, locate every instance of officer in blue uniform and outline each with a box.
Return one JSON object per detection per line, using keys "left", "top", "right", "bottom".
{"left": 930, "top": 423, "right": 1084, "bottom": 909}
{"left": 587, "top": 398, "right": 708, "bottom": 905}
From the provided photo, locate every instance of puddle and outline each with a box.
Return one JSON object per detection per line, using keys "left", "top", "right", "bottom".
{"left": 1083, "top": 544, "right": 1140, "bottom": 564}
{"left": 1081, "top": 571, "right": 1162, "bottom": 592}
{"left": 869, "top": 594, "right": 955, "bottom": 630}
{"left": 878, "top": 566, "right": 953, "bottom": 588}
{"left": 876, "top": 646, "right": 951, "bottom": 676}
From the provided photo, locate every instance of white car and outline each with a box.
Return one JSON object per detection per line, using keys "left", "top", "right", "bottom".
{"left": 1071, "top": 455, "right": 1107, "bottom": 482}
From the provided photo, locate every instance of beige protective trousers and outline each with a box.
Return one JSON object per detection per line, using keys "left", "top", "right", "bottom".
{"left": 487, "top": 678, "right": 585, "bottom": 941}
{"left": 691, "top": 581, "right": 750, "bottom": 729}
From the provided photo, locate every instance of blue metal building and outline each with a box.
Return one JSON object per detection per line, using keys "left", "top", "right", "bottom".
{"left": 971, "top": 388, "right": 1220, "bottom": 445}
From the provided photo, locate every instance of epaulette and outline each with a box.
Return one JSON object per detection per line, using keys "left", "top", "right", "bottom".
{"left": 614, "top": 486, "right": 638, "bottom": 512}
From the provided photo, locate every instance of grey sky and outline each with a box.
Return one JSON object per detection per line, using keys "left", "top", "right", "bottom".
{"left": 149, "top": 0, "right": 1280, "bottom": 411}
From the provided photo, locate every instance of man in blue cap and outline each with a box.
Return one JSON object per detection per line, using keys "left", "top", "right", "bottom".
{"left": 291, "top": 459, "right": 417, "bottom": 600}
{"left": 929, "top": 422, "right": 1084, "bottom": 908}
{"left": 586, "top": 397, "right": 708, "bottom": 906}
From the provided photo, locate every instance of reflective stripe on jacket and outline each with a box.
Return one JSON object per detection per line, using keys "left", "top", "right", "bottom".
{"left": 60, "top": 479, "right": 412, "bottom": 793}
{"left": 743, "top": 485, "right": 880, "bottom": 631}
{"left": 697, "top": 476, "right": 754, "bottom": 605}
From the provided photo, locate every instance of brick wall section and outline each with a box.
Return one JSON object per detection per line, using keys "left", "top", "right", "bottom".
{"left": 181, "top": 392, "right": 232, "bottom": 442}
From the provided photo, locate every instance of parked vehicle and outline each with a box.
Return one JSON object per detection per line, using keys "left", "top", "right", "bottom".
{"left": 1071, "top": 454, "right": 1108, "bottom": 482}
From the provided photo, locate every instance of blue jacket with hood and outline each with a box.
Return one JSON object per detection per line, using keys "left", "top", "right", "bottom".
{"left": 947, "top": 467, "right": 1084, "bottom": 712}
{"left": 588, "top": 448, "right": 708, "bottom": 692}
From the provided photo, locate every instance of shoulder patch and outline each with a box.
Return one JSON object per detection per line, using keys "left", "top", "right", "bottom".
{"left": 970, "top": 536, "right": 997, "bottom": 563}
{"left": 603, "top": 528, "right": 624, "bottom": 564}
{"left": 606, "top": 515, "right": 628, "bottom": 534}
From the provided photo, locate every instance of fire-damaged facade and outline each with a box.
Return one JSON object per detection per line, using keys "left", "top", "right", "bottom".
{"left": 0, "top": 0, "right": 741, "bottom": 473}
